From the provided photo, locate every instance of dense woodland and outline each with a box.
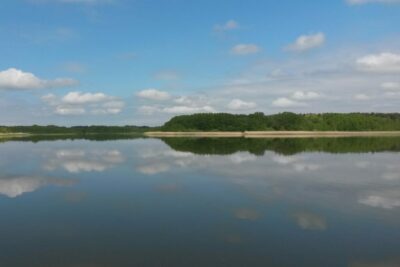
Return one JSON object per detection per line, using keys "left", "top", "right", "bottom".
{"left": 2, "top": 112, "right": 400, "bottom": 134}
{"left": 162, "top": 112, "right": 400, "bottom": 131}
{"left": 0, "top": 125, "right": 150, "bottom": 134}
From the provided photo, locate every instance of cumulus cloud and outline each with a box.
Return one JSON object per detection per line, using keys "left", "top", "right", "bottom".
{"left": 271, "top": 90, "right": 323, "bottom": 109}
{"left": 272, "top": 97, "right": 307, "bottom": 108}
{"left": 354, "top": 94, "right": 372, "bottom": 101}
{"left": 137, "top": 89, "right": 171, "bottom": 101}
{"left": 290, "top": 91, "right": 321, "bottom": 100}
{"left": 227, "top": 99, "right": 257, "bottom": 110}
{"left": 231, "top": 44, "right": 261, "bottom": 55}
{"left": 214, "top": 20, "right": 240, "bottom": 32}
{"left": 62, "top": 91, "right": 113, "bottom": 104}
{"left": 346, "top": 0, "right": 400, "bottom": 5}
{"left": 163, "top": 105, "right": 215, "bottom": 114}
{"left": 357, "top": 53, "right": 400, "bottom": 73}
{"left": 138, "top": 105, "right": 215, "bottom": 115}
{"left": 0, "top": 68, "right": 77, "bottom": 90}
{"left": 381, "top": 82, "right": 400, "bottom": 91}
{"left": 42, "top": 91, "right": 125, "bottom": 115}
{"left": 285, "top": 33, "right": 325, "bottom": 52}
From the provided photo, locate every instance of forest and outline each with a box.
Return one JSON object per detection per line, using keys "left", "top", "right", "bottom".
{"left": 2, "top": 112, "right": 400, "bottom": 134}
{"left": 0, "top": 125, "right": 150, "bottom": 134}
{"left": 161, "top": 112, "right": 400, "bottom": 131}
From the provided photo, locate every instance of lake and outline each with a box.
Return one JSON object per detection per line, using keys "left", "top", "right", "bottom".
{"left": 1, "top": 137, "right": 400, "bottom": 267}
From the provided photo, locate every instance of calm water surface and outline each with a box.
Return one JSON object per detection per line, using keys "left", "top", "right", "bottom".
{"left": 0, "top": 137, "right": 400, "bottom": 267}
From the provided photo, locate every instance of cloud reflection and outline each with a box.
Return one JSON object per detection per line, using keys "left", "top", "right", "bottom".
{"left": 44, "top": 149, "right": 124, "bottom": 173}
{"left": 292, "top": 211, "right": 327, "bottom": 231}
{"left": 0, "top": 176, "right": 75, "bottom": 198}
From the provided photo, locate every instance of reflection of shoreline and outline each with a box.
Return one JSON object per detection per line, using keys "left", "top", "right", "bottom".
{"left": 0, "top": 133, "right": 144, "bottom": 143}
{"left": 145, "top": 131, "right": 400, "bottom": 138}
{"left": 160, "top": 137, "right": 400, "bottom": 156}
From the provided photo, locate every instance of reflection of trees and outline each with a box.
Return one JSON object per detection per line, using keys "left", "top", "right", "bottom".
{"left": 0, "top": 134, "right": 144, "bottom": 143}
{"left": 161, "top": 137, "right": 400, "bottom": 156}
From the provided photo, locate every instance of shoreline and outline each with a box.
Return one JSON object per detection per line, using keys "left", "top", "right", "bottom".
{"left": 0, "top": 133, "right": 31, "bottom": 139}
{"left": 144, "top": 131, "right": 400, "bottom": 138}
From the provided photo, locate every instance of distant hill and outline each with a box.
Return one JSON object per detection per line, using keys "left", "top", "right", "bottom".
{"left": 161, "top": 112, "right": 400, "bottom": 131}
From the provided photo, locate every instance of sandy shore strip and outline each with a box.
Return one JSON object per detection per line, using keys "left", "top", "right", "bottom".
{"left": 145, "top": 131, "right": 400, "bottom": 138}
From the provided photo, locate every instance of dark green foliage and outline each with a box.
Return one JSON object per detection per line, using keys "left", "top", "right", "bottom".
{"left": 0, "top": 134, "right": 145, "bottom": 143}
{"left": 162, "top": 112, "right": 400, "bottom": 131}
{"left": 0, "top": 125, "right": 151, "bottom": 134}
{"left": 162, "top": 137, "right": 400, "bottom": 156}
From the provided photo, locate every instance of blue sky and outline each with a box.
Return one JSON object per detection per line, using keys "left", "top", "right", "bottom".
{"left": 0, "top": 0, "right": 400, "bottom": 125}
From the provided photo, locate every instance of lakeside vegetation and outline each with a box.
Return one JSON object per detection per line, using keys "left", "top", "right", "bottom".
{"left": 161, "top": 112, "right": 400, "bottom": 131}
{"left": 0, "top": 125, "right": 151, "bottom": 135}
{"left": 161, "top": 137, "right": 400, "bottom": 156}
{"left": 2, "top": 112, "right": 400, "bottom": 137}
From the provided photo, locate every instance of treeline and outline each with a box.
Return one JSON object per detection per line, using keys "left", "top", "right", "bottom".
{"left": 0, "top": 125, "right": 151, "bottom": 134}
{"left": 162, "top": 112, "right": 400, "bottom": 131}
{"left": 162, "top": 137, "right": 400, "bottom": 156}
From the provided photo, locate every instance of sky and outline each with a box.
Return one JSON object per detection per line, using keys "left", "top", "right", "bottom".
{"left": 0, "top": 0, "right": 400, "bottom": 126}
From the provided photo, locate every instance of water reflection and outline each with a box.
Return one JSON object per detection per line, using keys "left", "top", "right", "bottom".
{"left": 160, "top": 136, "right": 400, "bottom": 155}
{"left": 0, "top": 137, "right": 399, "bottom": 266}
{"left": 44, "top": 148, "right": 124, "bottom": 173}
{"left": 0, "top": 176, "right": 75, "bottom": 198}
{"left": 292, "top": 211, "right": 327, "bottom": 231}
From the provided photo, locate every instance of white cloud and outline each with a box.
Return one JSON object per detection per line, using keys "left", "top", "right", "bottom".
{"left": 42, "top": 91, "right": 124, "bottom": 116}
{"left": 227, "top": 99, "right": 257, "bottom": 110}
{"left": 62, "top": 91, "right": 113, "bottom": 104}
{"left": 291, "top": 91, "right": 321, "bottom": 100}
{"left": 231, "top": 44, "right": 261, "bottom": 55}
{"left": 354, "top": 93, "right": 372, "bottom": 101}
{"left": 214, "top": 20, "right": 240, "bottom": 32}
{"left": 163, "top": 105, "right": 215, "bottom": 114}
{"left": 347, "top": 0, "right": 400, "bottom": 5}
{"left": 137, "top": 89, "right": 171, "bottom": 101}
{"left": 381, "top": 82, "right": 400, "bottom": 91}
{"left": 357, "top": 53, "right": 400, "bottom": 73}
{"left": 56, "top": 106, "right": 86, "bottom": 115}
{"left": 286, "top": 33, "right": 325, "bottom": 52}
{"left": 272, "top": 97, "right": 307, "bottom": 108}
{"left": 0, "top": 68, "right": 77, "bottom": 90}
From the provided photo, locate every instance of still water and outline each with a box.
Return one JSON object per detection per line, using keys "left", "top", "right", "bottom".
{"left": 0, "top": 137, "right": 400, "bottom": 267}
